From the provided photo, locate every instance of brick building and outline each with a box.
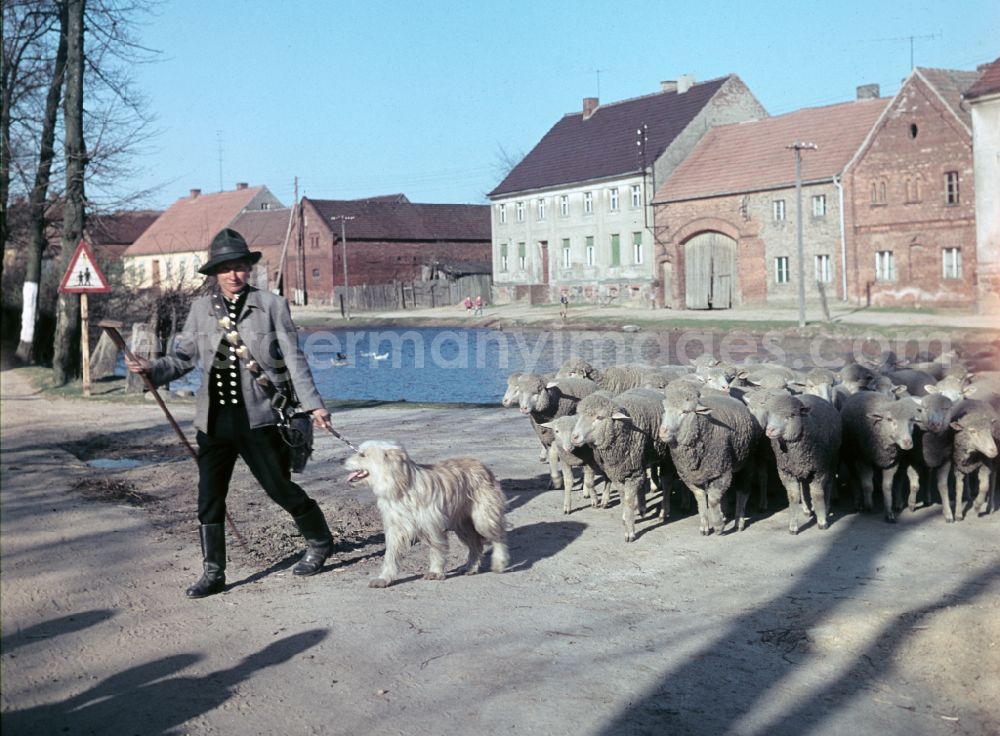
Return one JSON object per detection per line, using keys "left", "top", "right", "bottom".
{"left": 653, "top": 94, "right": 887, "bottom": 308}
{"left": 845, "top": 67, "right": 979, "bottom": 308}
{"left": 282, "top": 196, "right": 491, "bottom": 305}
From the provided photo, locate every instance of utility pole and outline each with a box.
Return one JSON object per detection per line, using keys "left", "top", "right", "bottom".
{"left": 331, "top": 215, "right": 355, "bottom": 320}
{"left": 788, "top": 141, "right": 817, "bottom": 328}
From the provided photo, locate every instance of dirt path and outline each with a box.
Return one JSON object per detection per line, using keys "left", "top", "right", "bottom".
{"left": 2, "top": 367, "right": 999, "bottom": 735}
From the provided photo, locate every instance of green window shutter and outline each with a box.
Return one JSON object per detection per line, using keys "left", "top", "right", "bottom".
{"left": 611, "top": 234, "right": 621, "bottom": 266}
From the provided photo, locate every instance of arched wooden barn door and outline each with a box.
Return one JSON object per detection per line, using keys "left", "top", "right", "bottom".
{"left": 684, "top": 231, "right": 736, "bottom": 309}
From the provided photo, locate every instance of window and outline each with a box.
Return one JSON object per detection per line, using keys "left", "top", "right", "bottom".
{"left": 515, "top": 201, "right": 525, "bottom": 222}
{"left": 559, "top": 195, "right": 569, "bottom": 216}
{"left": 311, "top": 267, "right": 321, "bottom": 280}
{"left": 631, "top": 184, "right": 642, "bottom": 208}
{"left": 945, "top": 171, "right": 960, "bottom": 205}
{"left": 815, "top": 254, "right": 832, "bottom": 283}
{"left": 609, "top": 188, "right": 620, "bottom": 211}
{"left": 812, "top": 194, "right": 827, "bottom": 218}
{"left": 610, "top": 233, "right": 621, "bottom": 266}
{"left": 773, "top": 199, "right": 786, "bottom": 221}
{"left": 537, "top": 198, "right": 546, "bottom": 221}
{"left": 632, "top": 232, "right": 643, "bottom": 264}
{"left": 905, "top": 176, "right": 922, "bottom": 204}
{"left": 875, "top": 250, "right": 895, "bottom": 282}
{"left": 775, "top": 256, "right": 790, "bottom": 284}
{"left": 498, "top": 204, "right": 507, "bottom": 224}
{"left": 310, "top": 234, "right": 320, "bottom": 250}
{"left": 871, "top": 179, "right": 887, "bottom": 205}
{"left": 942, "top": 247, "right": 962, "bottom": 280}
{"left": 561, "top": 238, "right": 571, "bottom": 268}
{"left": 499, "top": 242, "right": 508, "bottom": 272}
{"left": 585, "top": 236, "right": 595, "bottom": 266}
{"left": 584, "top": 191, "right": 594, "bottom": 214}
{"left": 518, "top": 241, "right": 526, "bottom": 270}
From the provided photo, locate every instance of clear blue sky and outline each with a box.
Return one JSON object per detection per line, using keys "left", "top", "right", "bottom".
{"left": 127, "top": 0, "right": 999, "bottom": 211}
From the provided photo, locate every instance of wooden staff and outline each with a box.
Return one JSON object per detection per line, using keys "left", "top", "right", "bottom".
{"left": 98, "top": 319, "right": 250, "bottom": 554}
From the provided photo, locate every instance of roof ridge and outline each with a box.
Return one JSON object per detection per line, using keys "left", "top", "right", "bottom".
{"left": 569, "top": 74, "right": 732, "bottom": 116}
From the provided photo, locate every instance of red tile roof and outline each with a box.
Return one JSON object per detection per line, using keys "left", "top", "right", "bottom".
{"left": 306, "top": 198, "right": 491, "bottom": 241}
{"left": 124, "top": 186, "right": 274, "bottom": 256}
{"left": 964, "top": 57, "right": 1000, "bottom": 100}
{"left": 916, "top": 67, "right": 981, "bottom": 129}
{"left": 655, "top": 98, "right": 889, "bottom": 202}
{"left": 490, "top": 76, "right": 733, "bottom": 197}
{"left": 87, "top": 210, "right": 160, "bottom": 246}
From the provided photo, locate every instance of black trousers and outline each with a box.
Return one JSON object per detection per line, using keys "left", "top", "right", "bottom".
{"left": 196, "top": 405, "right": 314, "bottom": 524}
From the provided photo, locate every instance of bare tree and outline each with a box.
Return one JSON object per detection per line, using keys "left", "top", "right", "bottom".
{"left": 52, "top": 0, "right": 84, "bottom": 386}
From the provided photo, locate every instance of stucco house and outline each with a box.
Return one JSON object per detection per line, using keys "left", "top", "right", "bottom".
{"left": 964, "top": 57, "right": 1000, "bottom": 314}
{"left": 488, "top": 75, "right": 767, "bottom": 306}
{"left": 653, "top": 90, "right": 888, "bottom": 309}
{"left": 121, "top": 184, "right": 284, "bottom": 289}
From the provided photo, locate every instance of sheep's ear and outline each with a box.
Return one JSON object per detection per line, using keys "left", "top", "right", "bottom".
{"left": 787, "top": 380, "right": 806, "bottom": 392}
{"left": 892, "top": 385, "right": 909, "bottom": 397}
{"left": 694, "top": 404, "right": 712, "bottom": 415}
{"left": 868, "top": 411, "right": 886, "bottom": 422}
{"left": 746, "top": 378, "right": 762, "bottom": 388}
{"left": 798, "top": 405, "right": 812, "bottom": 415}
{"left": 949, "top": 419, "right": 964, "bottom": 431}
{"left": 611, "top": 409, "right": 632, "bottom": 421}
{"left": 910, "top": 396, "right": 924, "bottom": 406}
{"left": 737, "top": 368, "right": 750, "bottom": 380}
{"left": 924, "top": 384, "right": 940, "bottom": 394}
{"left": 538, "top": 420, "right": 555, "bottom": 429}
{"left": 545, "top": 380, "right": 559, "bottom": 389}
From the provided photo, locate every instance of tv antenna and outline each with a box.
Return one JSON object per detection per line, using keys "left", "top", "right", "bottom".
{"left": 867, "top": 32, "right": 940, "bottom": 70}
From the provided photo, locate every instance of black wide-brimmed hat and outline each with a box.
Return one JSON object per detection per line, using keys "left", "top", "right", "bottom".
{"left": 199, "top": 228, "right": 262, "bottom": 275}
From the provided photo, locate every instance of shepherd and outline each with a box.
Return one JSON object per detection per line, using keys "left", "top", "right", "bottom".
{"left": 125, "top": 228, "right": 337, "bottom": 599}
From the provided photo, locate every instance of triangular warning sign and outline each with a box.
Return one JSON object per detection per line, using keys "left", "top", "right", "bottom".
{"left": 59, "top": 240, "right": 111, "bottom": 293}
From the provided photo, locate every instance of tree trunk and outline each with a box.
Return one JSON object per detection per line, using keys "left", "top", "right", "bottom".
{"left": 52, "top": 0, "right": 86, "bottom": 386}
{"left": 16, "top": 4, "right": 69, "bottom": 364}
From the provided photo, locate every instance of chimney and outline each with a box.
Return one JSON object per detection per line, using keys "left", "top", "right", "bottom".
{"left": 856, "top": 83, "right": 880, "bottom": 100}
{"left": 189, "top": 188, "right": 201, "bottom": 199}
{"left": 582, "top": 97, "right": 599, "bottom": 119}
{"left": 236, "top": 182, "right": 248, "bottom": 190}
{"left": 677, "top": 74, "right": 696, "bottom": 94}
{"left": 660, "top": 80, "right": 678, "bottom": 93}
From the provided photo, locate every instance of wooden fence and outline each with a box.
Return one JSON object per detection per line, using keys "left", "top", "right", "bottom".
{"left": 332, "top": 274, "right": 492, "bottom": 313}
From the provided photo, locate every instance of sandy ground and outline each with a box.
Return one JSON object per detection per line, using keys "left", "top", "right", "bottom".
{"left": 2, "top": 361, "right": 999, "bottom": 735}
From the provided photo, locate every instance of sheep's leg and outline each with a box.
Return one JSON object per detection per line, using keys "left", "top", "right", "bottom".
{"left": 777, "top": 469, "right": 803, "bottom": 535}
{"left": 756, "top": 463, "right": 769, "bottom": 512}
{"left": 547, "top": 444, "right": 563, "bottom": 490}
{"left": 370, "top": 526, "right": 412, "bottom": 588}
{"left": 732, "top": 466, "right": 752, "bottom": 532}
{"left": 455, "top": 520, "right": 484, "bottom": 574}
{"left": 811, "top": 472, "right": 832, "bottom": 530}
{"left": 904, "top": 463, "right": 921, "bottom": 512}
{"left": 705, "top": 477, "right": 729, "bottom": 534}
{"left": 972, "top": 464, "right": 994, "bottom": 516}
{"left": 621, "top": 477, "right": 644, "bottom": 543}
{"left": 937, "top": 462, "right": 955, "bottom": 522}
{"left": 657, "top": 461, "right": 675, "bottom": 521}
{"left": 561, "top": 459, "right": 575, "bottom": 514}
{"left": 881, "top": 464, "right": 898, "bottom": 523}
{"left": 423, "top": 529, "right": 450, "bottom": 580}
{"left": 954, "top": 470, "right": 968, "bottom": 521}
{"left": 856, "top": 463, "right": 875, "bottom": 513}
{"left": 583, "top": 465, "right": 597, "bottom": 506}
{"left": 691, "top": 487, "right": 711, "bottom": 536}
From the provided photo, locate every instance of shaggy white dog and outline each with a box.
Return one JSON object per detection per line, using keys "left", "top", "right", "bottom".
{"left": 345, "top": 441, "right": 510, "bottom": 587}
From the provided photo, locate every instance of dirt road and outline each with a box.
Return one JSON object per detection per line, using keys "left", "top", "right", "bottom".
{"left": 2, "top": 367, "right": 998, "bottom": 735}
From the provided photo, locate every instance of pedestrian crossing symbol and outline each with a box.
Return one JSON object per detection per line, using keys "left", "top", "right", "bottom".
{"left": 59, "top": 240, "right": 111, "bottom": 293}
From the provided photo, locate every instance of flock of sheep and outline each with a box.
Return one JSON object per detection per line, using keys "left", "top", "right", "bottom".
{"left": 502, "top": 347, "right": 1000, "bottom": 541}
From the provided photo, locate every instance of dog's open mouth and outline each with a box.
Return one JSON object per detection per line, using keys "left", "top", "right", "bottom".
{"left": 347, "top": 469, "right": 369, "bottom": 483}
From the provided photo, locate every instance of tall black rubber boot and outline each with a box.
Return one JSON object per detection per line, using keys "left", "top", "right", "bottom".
{"left": 292, "top": 503, "right": 335, "bottom": 576}
{"left": 186, "top": 523, "right": 226, "bottom": 598}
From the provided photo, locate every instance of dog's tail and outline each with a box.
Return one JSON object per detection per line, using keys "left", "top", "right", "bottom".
{"left": 471, "top": 465, "right": 509, "bottom": 573}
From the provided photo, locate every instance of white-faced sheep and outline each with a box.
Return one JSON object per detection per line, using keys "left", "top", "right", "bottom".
{"left": 759, "top": 393, "right": 842, "bottom": 534}
{"left": 516, "top": 374, "right": 599, "bottom": 489}
{"left": 540, "top": 415, "right": 602, "bottom": 514}
{"left": 570, "top": 388, "right": 672, "bottom": 542}
{"left": 840, "top": 391, "right": 922, "bottom": 523}
{"left": 948, "top": 399, "right": 999, "bottom": 518}
{"left": 658, "top": 386, "right": 763, "bottom": 536}
{"left": 558, "top": 358, "right": 667, "bottom": 396}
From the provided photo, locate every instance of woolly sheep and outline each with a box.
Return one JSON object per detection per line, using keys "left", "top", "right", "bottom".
{"left": 948, "top": 399, "right": 999, "bottom": 518}
{"left": 760, "top": 393, "right": 842, "bottom": 534}
{"left": 658, "top": 389, "right": 763, "bottom": 536}
{"left": 570, "top": 388, "right": 672, "bottom": 542}
{"left": 899, "top": 392, "right": 955, "bottom": 519}
{"left": 840, "top": 391, "right": 922, "bottom": 523}
{"left": 557, "top": 358, "right": 665, "bottom": 395}
{"left": 540, "top": 415, "right": 602, "bottom": 514}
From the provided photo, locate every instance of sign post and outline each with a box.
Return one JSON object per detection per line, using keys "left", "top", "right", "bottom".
{"left": 58, "top": 240, "right": 111, "bottom": 396}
